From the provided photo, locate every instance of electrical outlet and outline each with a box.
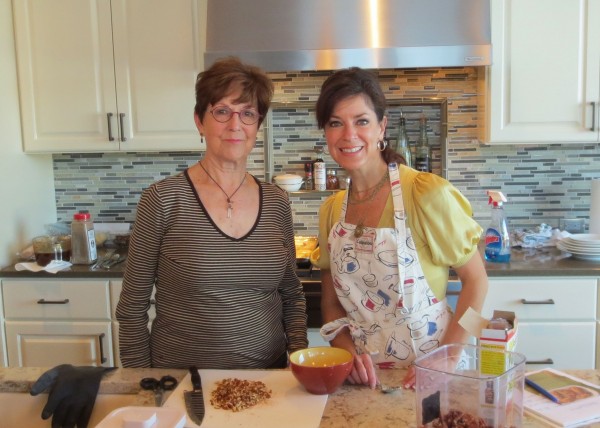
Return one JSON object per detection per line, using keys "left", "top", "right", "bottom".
{"left": 560, "top": 218, "right": 585, "bottom": 233}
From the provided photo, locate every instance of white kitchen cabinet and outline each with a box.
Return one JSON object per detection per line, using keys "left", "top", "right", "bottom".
{"left": 0, "top": 281, "right": 6, "bottom": 367}
{"left": 13, "top": 0, "right": 206, "bottom": 153}
{"left": 481, "top": 277, "right": 598, "bottom": 369}
{"left": 1, "top": 279, "right": 114, "bottom": 367}
{"left": 485, "top": 0, "right": 600, "bottom": 143}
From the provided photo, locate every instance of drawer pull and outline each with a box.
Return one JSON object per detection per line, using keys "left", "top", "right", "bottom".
{"left": 37, "top": 298, "right": 70, "bottom": 304}
{"left": 119, "top": 113, "right": 127, "bottom": 142}
{"left": 98, "top": 333, "right": 108, "bottom": 364}
{"left": 107, "top": 112, "right": 115, "bottom": 141}
{"left": 526, "top": 358, "right": 554, "bottom": 365}
{"left": 520, "top": 298, "right": 555, "bottom": 305}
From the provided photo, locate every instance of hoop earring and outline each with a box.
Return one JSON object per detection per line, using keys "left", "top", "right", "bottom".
{"left": 377, "top": 139, "right": 388, "bottom": 151}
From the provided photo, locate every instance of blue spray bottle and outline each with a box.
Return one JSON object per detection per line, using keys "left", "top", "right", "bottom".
{"left": 484, "top": 191, "right": 511, "bottom": 263}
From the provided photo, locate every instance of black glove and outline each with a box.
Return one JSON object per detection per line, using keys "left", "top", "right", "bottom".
{"left": 30, "top": 364, "right": 114, "bottom": 428}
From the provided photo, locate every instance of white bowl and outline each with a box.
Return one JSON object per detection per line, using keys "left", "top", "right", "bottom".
{"left": 274, "top": 174, "right": 303, "bottom": 185}
{"left": 277, "top": 181, "right": 303, "bottom": 192}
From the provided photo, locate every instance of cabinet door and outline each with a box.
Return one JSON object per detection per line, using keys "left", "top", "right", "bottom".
{"left": 14, "top": 0, "right": 206, "bottom": 153}
{"left": 517, "top": 321, "right": 596, "bottom": 369}
{"left": 5, "top": 321, "right": 113, "bottom": 367}
{"left": 13, "top": 0, "right": 120, "bottom": 152}
{"left": 108, "top": 0, "right": 206, "bottom": 151}
{"left": 481, "top": 277, "right": 597, "bottom": 320}
{"left": 0, "top": 284, "right": 6, "bottom": 367}
{"left": 486, "top": 0, "right": 600, "bottom": 143}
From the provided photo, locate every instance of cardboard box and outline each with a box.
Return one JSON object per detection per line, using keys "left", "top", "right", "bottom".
{"left": 457, "top": 308, "right": 521, "bottom": 425}
{"left": 479, "top": 310, "right": 518, "bottom": 376}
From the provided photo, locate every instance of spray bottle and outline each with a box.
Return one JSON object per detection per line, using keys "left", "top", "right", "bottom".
{"left": 485, "top": 191, "right": 511, "bottom": 263}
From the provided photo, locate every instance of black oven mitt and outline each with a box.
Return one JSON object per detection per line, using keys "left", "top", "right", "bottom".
{"left": 30, "top": 364, "right": 115, "bottom": 428}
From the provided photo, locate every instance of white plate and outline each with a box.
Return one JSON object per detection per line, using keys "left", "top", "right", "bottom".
{"left": 567, "top": 234, "right": 600, "bottom": 243}
{"left": 571, "top": 253, "right": 600, "bottom": 262}
{"left": 560, "top": 241, "right": 600, "bottom": 252}
{"left": 562, "top": 238, "right": 600, "bottom": 248}
{"left": 557, "top": 242, "right": 600, "bottom": 258}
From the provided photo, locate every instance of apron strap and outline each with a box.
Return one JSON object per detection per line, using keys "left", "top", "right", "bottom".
{"left": 320, "top": 318, "right": 376, "bottom": 355}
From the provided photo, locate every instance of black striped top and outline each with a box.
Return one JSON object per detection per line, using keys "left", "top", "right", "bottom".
{"left": 116, "top": 170, "right": 308, "bottom": 368}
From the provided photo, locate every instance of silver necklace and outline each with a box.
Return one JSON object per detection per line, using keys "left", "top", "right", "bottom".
{"left": 199, "top": 162, "right": 247, "bottom": 218}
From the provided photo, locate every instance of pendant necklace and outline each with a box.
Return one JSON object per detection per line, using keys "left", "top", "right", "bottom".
{"left": 199, "top": 162, "right": 247, "bottom": 218}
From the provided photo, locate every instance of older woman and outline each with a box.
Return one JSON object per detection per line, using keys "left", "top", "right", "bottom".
{"left": 115, "top": 57, "right": 308, "bottom": 369}
{"left": 31, "top": 58, "right": 306, "bottom": 428}
{"left": 312, "top": 67, "right": 488, "bottom": 390}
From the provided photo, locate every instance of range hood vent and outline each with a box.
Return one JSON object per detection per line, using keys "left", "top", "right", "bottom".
{"left": 205, "top": 0, "right": 491, "bottom": 72}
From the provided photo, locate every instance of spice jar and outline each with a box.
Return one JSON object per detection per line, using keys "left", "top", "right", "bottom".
{"left": 71, "top": 210, "right": 98, "bottom": 265}
{"left": 326, "top": 169, "right": 339, "bottom": 190}
{"left": 304, "top": 162, "right": 313, "bottom": 190}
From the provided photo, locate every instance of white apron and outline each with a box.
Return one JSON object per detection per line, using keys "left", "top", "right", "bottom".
{"left": 321, "top": 163, "right": 452, "bottom": 367}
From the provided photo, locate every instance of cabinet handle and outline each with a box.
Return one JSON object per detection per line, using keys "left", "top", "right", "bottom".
{"left": 591, "top": 101, "right": 597, "bottom": 131}
{"left": 37, "top": 298, "right": 70, "bottom": 304}
{"left": 119, "top": 113, "right": 127, "bottom": 142}
{"left": 98, "top": 333, "right": 108, "bottom": 364}
{"left": 107, "top": 113, "right": 115, "bottom": 141}
{"left": 520, "top": 298, "right": 555, "bottom": 305}
{"left": 526, "top": 358, "right": 554, "bottom": 365}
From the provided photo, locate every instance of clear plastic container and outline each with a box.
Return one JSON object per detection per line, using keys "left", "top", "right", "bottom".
{"left": 414, "top": 344, "right": 526, "bottom": 428}
{"left": 71, "top": 210, "right": 98, "bottom": 265}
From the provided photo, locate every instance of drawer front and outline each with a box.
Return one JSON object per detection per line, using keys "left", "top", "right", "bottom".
{"left": 516, "top": 321, "right": 596, "bottom": 369}
{"left": 5, "top": 320, "right": 113, "bottom": 367}
{"left": 482, "top": 278, "right": 597, "bottom": 320}
{"left": 2, "top": 279, "right": 110, "bottom": 320}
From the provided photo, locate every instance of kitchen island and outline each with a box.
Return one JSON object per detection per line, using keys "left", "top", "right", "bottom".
{"left": 1, "top": 367, "right": 599, "bottom": 427}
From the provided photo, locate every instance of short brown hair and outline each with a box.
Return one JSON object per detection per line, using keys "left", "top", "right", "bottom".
{"left": 194, "top": 57, "right": 274, "bottom": 127}
{"left": 316, "top": 67, "right": 406, "bottom": 165}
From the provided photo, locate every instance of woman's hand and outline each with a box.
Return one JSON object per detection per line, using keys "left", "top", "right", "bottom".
{"left": 345, "top": 353, "right": 378, "bottom": 389}
{"left": 402, "top": 365, "right": 417, "bottom": 390}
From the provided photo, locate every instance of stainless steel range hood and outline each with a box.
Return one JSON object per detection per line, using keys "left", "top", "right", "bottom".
{"left": 205, "top": 0, "right": 491, "bottom": 72}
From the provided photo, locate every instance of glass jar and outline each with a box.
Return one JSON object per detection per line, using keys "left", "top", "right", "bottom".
{"left": 326, "top": 169, "right": 339, "bottom": 190}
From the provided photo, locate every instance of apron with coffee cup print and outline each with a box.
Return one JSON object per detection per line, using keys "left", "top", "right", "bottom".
{"left": 321, "top": 163, "right": 451, "bottom": 367}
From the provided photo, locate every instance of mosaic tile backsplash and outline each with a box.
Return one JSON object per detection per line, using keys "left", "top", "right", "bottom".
{"left": 53, "top": 67, "right": 600, "bottom": 236}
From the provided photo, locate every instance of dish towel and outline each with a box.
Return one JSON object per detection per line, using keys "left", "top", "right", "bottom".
{"left": 15, "top": 260, "right": 72, "bottom": 274}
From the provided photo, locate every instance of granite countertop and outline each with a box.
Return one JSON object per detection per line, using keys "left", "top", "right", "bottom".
{"left": 2, "top": 367, "right": 600, "bottom": 427}
{"left": 2, "top": 246, "right": 600, "bottom": 279}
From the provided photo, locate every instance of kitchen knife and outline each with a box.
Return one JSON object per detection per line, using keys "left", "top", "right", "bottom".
{"left": 184, "top": 366, "right": 205, "bottom": 426}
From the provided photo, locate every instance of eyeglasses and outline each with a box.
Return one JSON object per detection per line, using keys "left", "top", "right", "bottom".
{"left": 209, "top": 106, "right": 262, "bottom": 125}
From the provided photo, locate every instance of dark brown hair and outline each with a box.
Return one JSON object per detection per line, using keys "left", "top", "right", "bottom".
{"left": 194, "top": 57, "right": 274, "bottom": 127}
{"left": 316, "top": 67, "right": 406, "bottom": 165}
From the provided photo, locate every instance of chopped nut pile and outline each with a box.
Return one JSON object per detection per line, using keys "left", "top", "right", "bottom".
{"left": 422, "top": 409, "right": 489, "bottom": 428}
{"left": 421, "top": 409, "right": 517, "bottom": 428}
{"left": 210, "top": 378, "right": 272, "bottom": 412}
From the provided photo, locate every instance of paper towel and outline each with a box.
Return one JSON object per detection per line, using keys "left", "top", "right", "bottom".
{"left": 590, "top": 179, "right": 600, "bottom": 234}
